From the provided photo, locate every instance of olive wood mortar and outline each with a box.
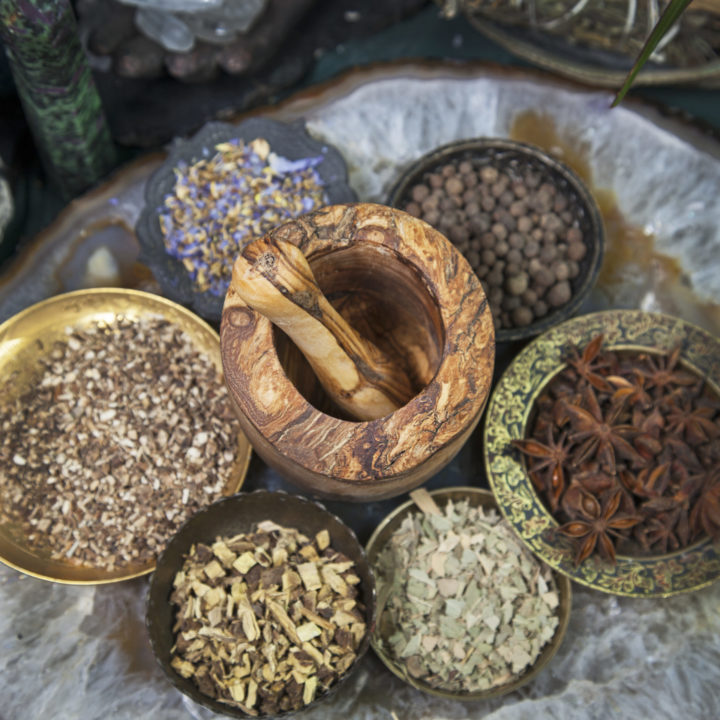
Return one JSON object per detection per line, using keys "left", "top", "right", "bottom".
{"left": 220, "top": 203, "right": 495, "bottom": 501}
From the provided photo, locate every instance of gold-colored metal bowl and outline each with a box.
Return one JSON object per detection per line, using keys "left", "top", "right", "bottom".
{"left": 365, "top": 486, "right": 571, "bottom": 701}
{"left": 484, "top": 309, "right": 720, "bottom": 597}
{"left": 0, "top": 288, "right": 251, "bottom": 584}
{"left": 146, "top": 490, "right": 376, "bottom": 718}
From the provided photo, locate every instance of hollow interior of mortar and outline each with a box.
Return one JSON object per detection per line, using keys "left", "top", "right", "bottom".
{"left": 273, "top": 243, "right": 445, "bottom": 421}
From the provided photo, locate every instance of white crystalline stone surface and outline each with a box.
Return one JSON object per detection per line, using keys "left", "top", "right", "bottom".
{"left": 304, "top": 75, "right": 720, "bottom": 306}
{"left": 1, "top": 562, "right": 719, "bottom": 719}
{"left": 135, "top": 7, "right": 195, "bottom": 53}
{"left": 179, "top": 0, "right": 268, "bottom": 39}
{"left": 124, "top": 0, "right": 265, "bottom": 44}
{"left": 1, "top": 69, "right": 720, "bottom": 718}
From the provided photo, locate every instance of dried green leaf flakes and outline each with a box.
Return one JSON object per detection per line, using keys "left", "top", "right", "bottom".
{"left": 375, "top": 498, "right": 559, "bottom": 693}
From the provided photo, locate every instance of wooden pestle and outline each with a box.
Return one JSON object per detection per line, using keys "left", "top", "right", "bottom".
{"left": 230, "top": 236, "right": 416, "bottom": 421}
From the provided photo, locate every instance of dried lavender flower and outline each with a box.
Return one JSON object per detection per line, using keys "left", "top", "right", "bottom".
{"left": 159, "top": 137, "right": 327, "bottom": 296}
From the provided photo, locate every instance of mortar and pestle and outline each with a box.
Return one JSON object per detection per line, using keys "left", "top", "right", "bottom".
{"left": 220, "top": 203, "right": 495, "bottom": 500}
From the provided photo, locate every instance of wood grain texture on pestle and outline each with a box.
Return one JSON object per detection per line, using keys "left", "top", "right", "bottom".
{"left": 230, "top": 235, "right": 416, "bottom": 421}
{"left": 221, "top": 203, "right": 495, "bottom": 500}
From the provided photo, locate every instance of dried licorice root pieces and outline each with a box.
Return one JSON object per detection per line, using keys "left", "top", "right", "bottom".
{"left": 159, "top": 137, "right": 328, "bottom": 296}
{"left": 169, "top": 522, "right": 367, "bottom": 715}
{"left": 515, "top": 334, "right": 720, "bottom": 564}
{"left": 374, "top": 492, "right": 560, "bottom": 693}
{"left": 0, "top": 315, "right": 239, "bottom": 570}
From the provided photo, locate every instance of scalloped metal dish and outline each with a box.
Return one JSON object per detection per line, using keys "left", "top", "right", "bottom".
{"left": 483, "top": 309, "right": 720, "bottom": 597}
{"left": 0, "top": 288, "right": 252, "bottom": 584}
{"left": 136, "top": 118, "right": 357, "bottom": 322}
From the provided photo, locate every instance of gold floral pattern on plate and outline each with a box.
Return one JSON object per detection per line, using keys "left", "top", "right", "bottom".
{"left": 484, "top": 309, "right": 720, "bottom": 597}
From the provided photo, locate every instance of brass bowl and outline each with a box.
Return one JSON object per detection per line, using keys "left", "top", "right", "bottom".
{"left": 365, "top": 486, "right": 571, "bottom": 700}
{"left": 146, "top": 490, "right": 376, "bottom": 718}
{"left": 387, "top": 138, "right": 604, "bottom": 343}
{"left": 0, "top": 288, "right": 252, "bottom": 584}
{"left": 484, "top": 309, "right": 720, "bottom": 597}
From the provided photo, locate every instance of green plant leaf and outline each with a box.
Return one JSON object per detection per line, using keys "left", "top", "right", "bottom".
{"left": 612, "top": 0, "right": 693, "bottom": 106}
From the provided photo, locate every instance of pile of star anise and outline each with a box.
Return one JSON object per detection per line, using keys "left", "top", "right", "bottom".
{"left": 513, "top": 334, "right": 720, "bottom": 566}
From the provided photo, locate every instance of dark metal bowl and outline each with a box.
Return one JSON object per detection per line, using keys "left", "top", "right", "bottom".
{"left": 387, "top": 138, "right": 604, "bottom": 344}
{"left": 146, "top": 489, "right": 376, "bottom": 718}
{"left": 365, "top": 486, "right": 571, "bottom": 700}
{"left": 136, "top": 119, "right": 356, "bottom": 323}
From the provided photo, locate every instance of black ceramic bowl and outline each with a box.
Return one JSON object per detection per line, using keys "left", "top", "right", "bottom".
{"left": 388, "top": 138, "right": 604, "bottom": 343}
{"left": 146, "top": 490, "right": 376, "bottom": 718}
{"left": 136, "top": 119, "right": 356, "bottom": 322}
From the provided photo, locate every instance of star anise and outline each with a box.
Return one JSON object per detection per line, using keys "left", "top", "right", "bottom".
{"left": 564, "top": 334, "right": 612, "bottom": 392}
{"left": 698, "top": 437, "right": 720, "bottom": 466}
{"left": 689, "top": 472, "right": 720, "bottom": 541}
{"left": 607, "top": 373, "right": 652, "bottom": 410}
{"left": 561, "top": 464, "right": 621, "bottom": 519}
{"left": 518, "top": 335, "right": 720, "bottom": 565}
{"left": 634, "top": 462, "right": 672, "bottom": 499}
{"left": 565, "top": 387, "right": 644, "bottom": 471}
{"left": 664, "top": 435, "right": 704, "bottom": 473}
{"left": 512, "top": 427, "right": 572, "bottom": 511}
{"left": 635, "top": 346, "right": 697, "bottom": 398}
{"left": 558, "top": 488, "right": 643, "bottom": 565}
{"left": 664, "top": 399, "right": 719, "bottom": 445}
{"left": 560, "top": 463, "right": 620, "bottom": 519}
{"left": 633, "top": 433, "right": 663, "bottom": 463}
{"left": 634, "top": 406, "right": 665, "bottom": 437}
{"left": 635, "top": 510, "right": 683, "bottom": 554}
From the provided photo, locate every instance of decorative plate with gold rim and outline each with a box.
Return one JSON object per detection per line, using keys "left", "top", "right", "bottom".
{"left": 484, "top": 309, "right": 720, "bottom": 597}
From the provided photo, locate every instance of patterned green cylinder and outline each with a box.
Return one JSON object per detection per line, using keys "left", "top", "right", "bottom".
{"left": 0, "top": 0, "right": 117, "bottom": 198}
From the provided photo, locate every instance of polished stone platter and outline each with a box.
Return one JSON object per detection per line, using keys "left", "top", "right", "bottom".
{"left": 1, "top": 63, "right": 719, "bottom": 719}
{"left": 2, "top": 63, "right": 720, "bottom": 332}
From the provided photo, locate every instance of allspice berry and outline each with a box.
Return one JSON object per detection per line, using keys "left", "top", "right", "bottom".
{"left": 445, "top": 176, "right": 464, "bottom": 196}
{"left": 411, "top": 184, "right": 430, "bottom": 203}
{"left": 512, "top": 306, "right": 534, "bottom": 327}
{"left": 548, "top": 281, "right": 572, "bottom": 307}
{"left": 506, "top": 272, "right": 529, "bottom": 296}
{"left": 568, "top": 241, "right": 587, "bottom": 261}
{"left": 400, "top": 149, "right": 591, "bottom": 331}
